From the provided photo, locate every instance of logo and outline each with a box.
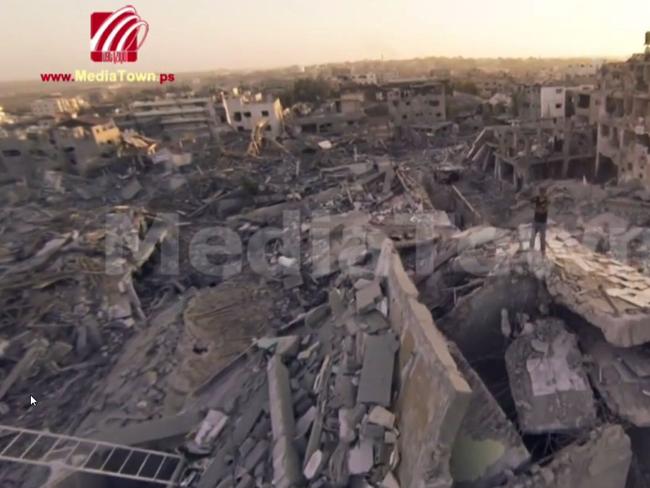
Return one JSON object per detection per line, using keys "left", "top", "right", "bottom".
{"left": 90, "top": 5, "right": 149, "bottom": 63}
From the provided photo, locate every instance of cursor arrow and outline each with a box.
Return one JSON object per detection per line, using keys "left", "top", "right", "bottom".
{"left": 30, "top": 396, "right": 37, "bottom": 407}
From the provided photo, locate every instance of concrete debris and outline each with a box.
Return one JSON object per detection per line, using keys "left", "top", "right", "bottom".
{"left": 356, "top": 281, "right": 384, "bottom": 313}
{"left": 267, "top": 355, "right": 302, "bottom": 488}
{"left": 367, "top": 406, "right": 396, "bottom": 429}
{"left": 348, "top": 439, "right": 374, "bottom": 475}
{"left": 254, "top": 336, "right": 300, "bottom": 358}
{"left": 505, "top": 318, "right": 597, "bottom": 433}
{"left": 357, "top": 333, "right": 398, "bottom": 406}
{"left": 193, "top": 409, "right": 228, "bottom": 449}
{"left": 6, "top": 70, "right": 650, "bottom": 488}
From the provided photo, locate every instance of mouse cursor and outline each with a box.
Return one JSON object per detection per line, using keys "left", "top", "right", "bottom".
{"left": 30, "top": 396, "right": 37, "bottom": 407}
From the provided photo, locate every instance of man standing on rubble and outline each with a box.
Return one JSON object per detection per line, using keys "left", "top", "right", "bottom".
{"left": 529, "top": 187, "right": 549, "bottom": 256}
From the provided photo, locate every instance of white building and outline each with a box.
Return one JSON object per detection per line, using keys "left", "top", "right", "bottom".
{"left": 31, "top": 97, "right": 80, "bottom": 118}
{"left": 222, "top": 93, "right": 284, "bottom": 138}
{"left": 540, "top": 86, "right": 566, "bottom": 119}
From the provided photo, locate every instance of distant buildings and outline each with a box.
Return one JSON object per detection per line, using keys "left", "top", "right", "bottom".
{"left": 596, "top": 38, "right": 650, "bottom": 185}
{"left": 222, "top": 93, "right": 284, "bottom": 138}
{"left": 565, "top": 60, "right": 605, "bottom": 79}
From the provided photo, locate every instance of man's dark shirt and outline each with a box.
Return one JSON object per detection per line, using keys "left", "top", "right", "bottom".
{"left": 532, "top": 195, "right": 548, "bottom": 224}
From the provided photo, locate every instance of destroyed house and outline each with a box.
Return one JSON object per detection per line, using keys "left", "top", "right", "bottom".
{"left": 52, "top": 116, "right": 121, "bottom": 173}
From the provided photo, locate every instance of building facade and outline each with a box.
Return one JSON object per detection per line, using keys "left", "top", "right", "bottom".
{"left": 383, "top": 79, "right": 447, "bottom": 131}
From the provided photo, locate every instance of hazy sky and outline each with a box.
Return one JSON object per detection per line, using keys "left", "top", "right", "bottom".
{"left": 1, "top": 0, "right": 649, "bottom": 81}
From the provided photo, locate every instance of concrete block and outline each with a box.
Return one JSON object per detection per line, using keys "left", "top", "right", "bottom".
{"left": 348, "top": 439, "right": 374, "bottom": 475}
{"left": 368, "top": 406, "right": 396, "bottom": 429}
{"left": 255, "top": 336, "right": 300, "bottom": 358}
{"left": 93, "top": 409, "right": 202, "bottom": 448}
{"left": 356, "top": 281, "right": 383, "bottom": 314}
{"left": 357, "top": 333, "right": 398, "bottom": 406}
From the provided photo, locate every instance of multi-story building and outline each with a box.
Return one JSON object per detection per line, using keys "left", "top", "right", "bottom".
{"left": 383, "top": 79, "right": 447, "bottom": 132}
{"left": 31, "top": 96, "right": 80, "bottom": 118}
{"left": 222, "top": 93, "right": 284, "bottom": 138}
{"left": 595, "top": 35, "right": 650, "bottom": 185}
{"left": 127, "top": 97, "right": 227, "bottom": 141}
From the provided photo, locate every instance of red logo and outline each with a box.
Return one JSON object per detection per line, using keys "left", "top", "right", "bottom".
{"left": 90, "top": 5, "right": 149, "bottom": 63}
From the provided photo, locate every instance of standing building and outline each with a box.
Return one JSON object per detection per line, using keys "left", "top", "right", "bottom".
{"left": 222, "top": 93, "right": 284, "bottom": 138}
{"left": 594, "top": 35, "right": 650, "bottom": 185}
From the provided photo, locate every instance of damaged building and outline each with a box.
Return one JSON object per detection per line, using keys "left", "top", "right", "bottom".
{"left": 596, "top": 33, "right": 650, "bottom": 186}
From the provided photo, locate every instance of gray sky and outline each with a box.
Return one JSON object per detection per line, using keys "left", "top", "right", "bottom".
{"left": 1, "top": 0, "right": 648, "bottom": 81}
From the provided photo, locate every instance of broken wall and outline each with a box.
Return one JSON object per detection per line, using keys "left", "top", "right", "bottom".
{"left": 377, "top": 239, "right": 472, "bottom": 488}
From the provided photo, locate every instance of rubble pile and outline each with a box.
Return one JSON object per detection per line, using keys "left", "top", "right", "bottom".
{"left": 1, "top": 127, "right": 650, "bottom": 488}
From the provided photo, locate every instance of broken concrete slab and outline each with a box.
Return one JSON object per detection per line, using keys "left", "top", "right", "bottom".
{"left": 267, "top": 355, "right": 302, "bottom": 488}
{"left": 93, "top": 409, "right": 203, "bottom": 448}
{"left": 367, "top": 406, "right": 395, "bottom": 429}
{"left": 348, "top": 439, "right": 374, "bottom": 475}
{"left": 254, "top": 336, "right": 300, "bottom": 358}
{"left": 381, "top": 239, "right": 471, "bottom": 488}
{"left": 357, "top": 332, "right": 398, "bottom": 406}
{"left": 356, "top": 281, "right": 383, "bottom": 314}
{"left": 194, "top": 409, "right": 228, "bottom": 448}
{"left": 505, "top": 318, "right": 597, "bottom": 434}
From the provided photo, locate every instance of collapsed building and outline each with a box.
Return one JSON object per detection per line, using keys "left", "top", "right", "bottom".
{"left": 467, "top": 119, "right": 597, "bottom": 186}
